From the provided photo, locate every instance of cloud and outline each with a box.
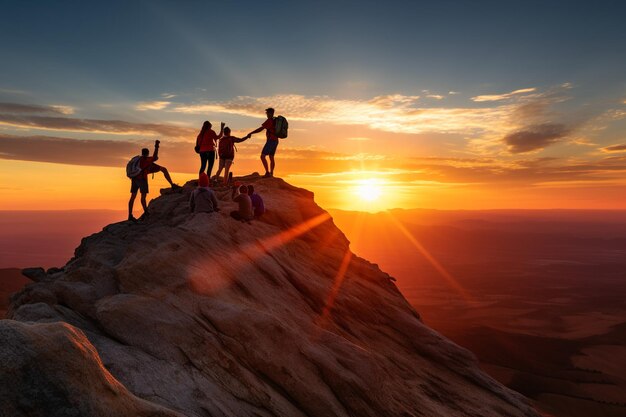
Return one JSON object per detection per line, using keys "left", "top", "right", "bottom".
{"left": 426, "top": 94, "right": 444, "bottom": 100}
{"left": 448, "top": 91, "right": 460, "bottom": 95}
{"left": 171, "top": 94, "right": 513, "bottom": 136}
{"left": 346, "top": 137, "right": 371, "bottom": 141}
{"left": 0, "top": 102, "right": 74, "bottom": 115}
{"left": 0, "top": 114, "right": 195, "bottom": 138}
{"left": 602, "top": 143, "right": 626, "bottom": 153}
{"left": 471, "top": 88, "right": 537, "bottom": 102}
{"left": 136, "top": 101, "right": 171, "bottom": 111}
{"left": 503, "top": 123, "right": 570, "bottom": 153}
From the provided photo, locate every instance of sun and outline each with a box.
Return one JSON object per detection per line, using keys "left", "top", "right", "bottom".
{"left": 354, "top": 179, "right": 382, "bottom": 202}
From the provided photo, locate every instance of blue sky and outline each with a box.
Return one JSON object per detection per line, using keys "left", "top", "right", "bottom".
{"left": 3, "top": 0, "right": 625, "bottom": 103}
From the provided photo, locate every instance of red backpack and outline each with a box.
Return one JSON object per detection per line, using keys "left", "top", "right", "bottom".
{"left": 218, "top": 137, "right": 235, "bottom": 159}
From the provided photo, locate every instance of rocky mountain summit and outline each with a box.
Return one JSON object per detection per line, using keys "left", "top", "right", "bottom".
{"left": 2, "top": 174, "right": 539, "bottom": 417}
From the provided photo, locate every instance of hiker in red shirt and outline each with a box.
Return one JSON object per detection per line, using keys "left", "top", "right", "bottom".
{"left": 214, "top": 126, "right": 249, "bottom": 184}
{"left": 245, "top": 107, "right": 278, "bottom": 178}
{"left": 128, "top": 140, "right": 180, "bottom": 222}
{"left": 195, "top": 120, "right": 225, "bottom": 179}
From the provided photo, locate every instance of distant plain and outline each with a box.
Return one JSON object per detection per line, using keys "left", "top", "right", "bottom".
{"left": 1, "top": 208, "right": 625, "bottom": 417}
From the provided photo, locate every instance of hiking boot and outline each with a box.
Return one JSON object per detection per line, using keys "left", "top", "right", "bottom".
{"left": 171, "top": 183, "right": 182, "bottom": 190}
{"left": 138, "top": 212, "right": 149, "bottom": 221}
{"left": 263, "top": 172, "right": 271, "bottom": 178}
{"left": 128, "top": 215, "right": 137, "bottom": 223}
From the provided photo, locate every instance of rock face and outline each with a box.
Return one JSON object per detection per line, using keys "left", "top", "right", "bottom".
{"left": 3, "top": 174, "right": 539, "bottom": 417}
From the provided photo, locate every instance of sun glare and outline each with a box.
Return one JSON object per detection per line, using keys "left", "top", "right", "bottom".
{"left": 354, "top": 179, "right": 382, "bottom": 202}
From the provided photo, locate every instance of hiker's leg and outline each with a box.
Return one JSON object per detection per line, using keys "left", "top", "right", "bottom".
{"left": 215, "top": 158, "right": 224, "bottom": 179}
{"left": 261, "top": 154, "right": 269, "bottom": 174}
{"left": 160, "top": 167, "right": 174, "bottom": 185}
{"left": 224, "top": 160, "right": 232, "bottom": 183}
{"left": 207, "top": 151, "right": 216, "bottom": 177}
{"left": 199, "top": 152, "right": 208, "bottom": 175}
{"left": 128, "top": 192, "right": 137, "bottom": 217}
{"left": 140, "top": 193, "right": 148, "bottom": 212}
{"left": 269, "top": 154, "right": 275, "bottom": 175}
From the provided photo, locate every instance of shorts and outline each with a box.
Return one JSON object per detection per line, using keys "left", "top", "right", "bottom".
{"left": 218, "top": 157, "right": 233, "bottom": 170}
{"left": 261, "top": 140, "right": 279, "bottom": 156}
{"left": 130, "top": 177, "right": 149, "bottom": 194}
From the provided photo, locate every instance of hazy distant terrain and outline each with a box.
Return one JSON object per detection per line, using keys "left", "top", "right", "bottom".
{"left": 0, "top": 210, "right": 124, "bottom": 268}
{"left": 1, "top": 208, "right": 625, "bottom": 416}
{"left": 330, "top": 208, "right": 626, "bottom": 417}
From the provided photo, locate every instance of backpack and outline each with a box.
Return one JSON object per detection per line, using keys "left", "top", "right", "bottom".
{"left": 218, "top": 137, "right": 236, "bottom": 159}
{"left": 126, "top": 155, "right": 142, "bottom": 178}
{"left": 274, "top": 115, "right": 288, "bottom": 139}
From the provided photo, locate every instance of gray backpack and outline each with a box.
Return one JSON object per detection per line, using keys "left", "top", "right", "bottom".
{"left": 126, "top": 156, "right": 142, "bottom": 178}
{"left": 274, "top": 116, "right": 288, "bottom": 139}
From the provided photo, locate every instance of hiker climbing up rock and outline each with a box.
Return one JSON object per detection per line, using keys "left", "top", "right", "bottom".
{"left": 126, "top": 139, "right": 180, "bottom": 222}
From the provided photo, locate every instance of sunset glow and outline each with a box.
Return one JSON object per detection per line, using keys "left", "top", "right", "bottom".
{"left": 1, "top": 2, "right": 626, "bottom": 212}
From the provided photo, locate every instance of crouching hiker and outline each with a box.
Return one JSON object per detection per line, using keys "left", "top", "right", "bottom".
{"left": 127, "top": 139, "right": 181, "bottom": 222}
{"left": 190, "top": 173, "right": 219, "bottom": 213}
{"left": 247, "top": 185, "right": 265, "bottom": 218}
{"left": 230, "top": 184, "right": 254, "bottom": 222}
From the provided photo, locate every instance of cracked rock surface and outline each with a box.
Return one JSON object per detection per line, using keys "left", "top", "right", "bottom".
{"left": 3, "top": 174, "right": 539, "bottom": 417}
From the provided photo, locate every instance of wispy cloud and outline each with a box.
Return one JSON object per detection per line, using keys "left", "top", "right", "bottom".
{"left": 171, "top": 94, "right": 513, "bottom": 136}
{"left": 0, "top": 102, "right": 74, "bottom": 115}
{"left": 602, "top": 143, "right": 626, "bottom": 153}
{"left": 503, "top": 123, "right": 570, "bottom": 153}
{"left": 0, "top": 114, "right": 195, "bottom": 138}
{"left": 471, "top": 88, "right": 537, "bottom": 102}
{"left": 426, "top": 94, "right": 444, "bottom": 100}
{"left": 136, "top": 101, "right": 171, "bottom": 111}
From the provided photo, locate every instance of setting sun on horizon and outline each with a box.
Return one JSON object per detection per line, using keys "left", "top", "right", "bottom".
{"left": 1, "top": 1, "right": 626, "bottom": 214}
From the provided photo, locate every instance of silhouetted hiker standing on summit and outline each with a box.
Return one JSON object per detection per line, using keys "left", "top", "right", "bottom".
{"left": 245, "top": 107, "right": 279, "bottom": 178}
{"left": 195, "top": 120, "right": 224, "bottom": 179}
{"left": 127, "top": 140, "right": 180, "bottom": 222}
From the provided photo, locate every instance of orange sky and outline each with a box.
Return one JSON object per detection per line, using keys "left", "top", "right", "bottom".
{"left": 2, "top": 86, "right": 626, "bottom": 211}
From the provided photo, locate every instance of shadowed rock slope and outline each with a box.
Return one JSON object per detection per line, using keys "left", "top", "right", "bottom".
{"left": 3, "top": 174, "right": 539, "bottom": 417}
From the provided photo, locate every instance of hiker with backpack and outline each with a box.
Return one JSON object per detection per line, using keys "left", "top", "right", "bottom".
{"left": 214, "top": 126, "right": 249, "bottom": 185}
{"left": 127, "top": 140, "right": 181, "bottom": 222}
{"left": 190, "top": 173, "right": 220, "bottom": 213}
{"left": 244, "top": 107, "right": 288, "bottom": 178}
{"left": 230, "top": 183, "right": 254, "bottom": 222}
{"left": 195, "top": 120, "right": 225, "bottom": 179}
{"left": 247, "top": 185, "right": 265, "bottom": 218}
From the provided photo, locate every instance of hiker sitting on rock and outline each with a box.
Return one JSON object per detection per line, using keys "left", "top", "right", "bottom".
{"left": 190, "top": 173, "right": 219, "bottom": 213}
{"left": 230, "top": 183, "right": 254, "bottom": 222}
{"left": 247, "top": 185, "right": 265, "bottom": 218}
{"left": 128, "top": 140, "right": 180, "bottom": 222}
{"left": 214, "top": 127, "right": 249, "bottom": 185}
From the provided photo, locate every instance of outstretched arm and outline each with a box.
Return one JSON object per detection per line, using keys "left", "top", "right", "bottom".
{"left": 247, "top": 125, "right": 265, "bottom": 137}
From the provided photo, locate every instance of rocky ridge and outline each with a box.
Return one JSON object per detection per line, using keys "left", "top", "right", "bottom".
{"left": 1, "top": 174, "right": 539, "bottom": 417}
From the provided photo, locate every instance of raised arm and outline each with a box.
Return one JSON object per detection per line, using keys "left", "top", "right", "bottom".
{"left": 152, "top": 140, "right": 160, "bottom": 161}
